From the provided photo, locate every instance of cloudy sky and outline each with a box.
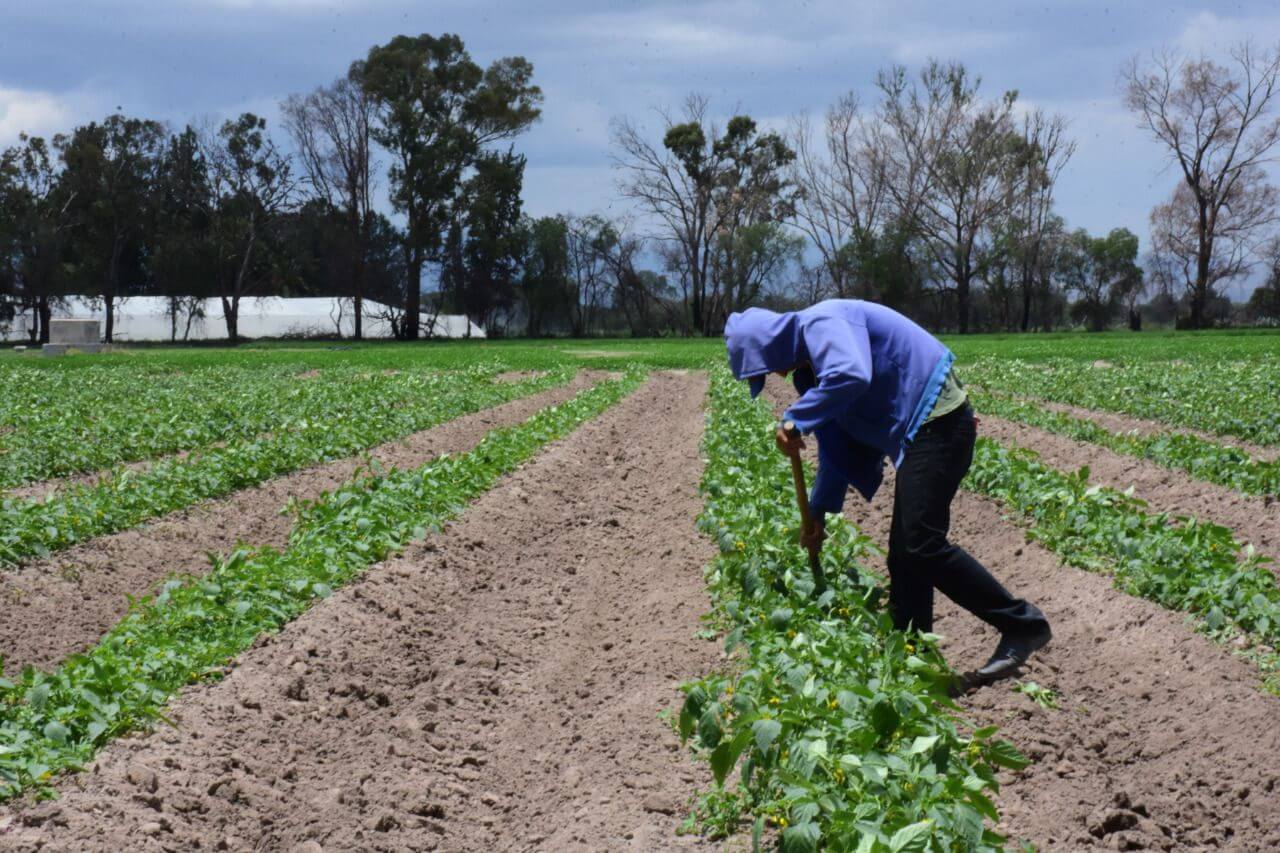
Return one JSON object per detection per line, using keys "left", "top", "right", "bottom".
{"left": 4, "top": 0, "right": 1280, "bottom": 296}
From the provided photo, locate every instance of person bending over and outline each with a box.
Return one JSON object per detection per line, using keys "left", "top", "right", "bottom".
{"left": 724, "top": 299, "right": 1050, "bottom": 682}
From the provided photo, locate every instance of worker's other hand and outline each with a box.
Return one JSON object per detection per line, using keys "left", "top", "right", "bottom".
{"left": 799, "top": 520, "right": 826, "bottom": 551}
{"left": 775, "top": 425, "right": 805, "bottom": 458}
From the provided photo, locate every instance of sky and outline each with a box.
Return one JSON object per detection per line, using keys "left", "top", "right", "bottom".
{"left": 4, "top": 0, "right": 1280, "bottom": 298}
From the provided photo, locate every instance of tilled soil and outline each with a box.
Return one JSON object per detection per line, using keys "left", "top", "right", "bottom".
{"left": 1, "top": 372, "right": 720, "bottom": 852}
{"left": 765, "top": 384, "right": 1280, "bottom": 850}
{"left": 0, "top": 374, "right": 598, "bottom": 676}
{"left": 981, "top": 415, "right": 1280, "bottom": 559}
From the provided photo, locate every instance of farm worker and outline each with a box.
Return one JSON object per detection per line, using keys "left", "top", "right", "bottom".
{"left": 724, "top": 299, "right": 1051, "bottom": 682}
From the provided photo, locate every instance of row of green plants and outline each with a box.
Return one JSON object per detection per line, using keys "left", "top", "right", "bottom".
{"left": 0, "top": 367, "right": 572, "bottom": 566}
{"left": 0, "top": 369, "right": 645, "bottom": 799}
{"left": 967, "top": 438, "right": 1280, "bottom": 693}
{"left": 0, "top": 364, "right": 472, "bottom": 490}
{"left": 677, "top": 368, "right": 1025, "bottom": 852}
{"left": 965, "top": 356, "right": 1280, "bottom": 447}
{"left": 970, "top": 391, "right": 1280, "bottom": 497}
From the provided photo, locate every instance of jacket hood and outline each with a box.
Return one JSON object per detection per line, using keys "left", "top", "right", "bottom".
{"left": 724, "top": 308, "right": 802, "bottom": 397}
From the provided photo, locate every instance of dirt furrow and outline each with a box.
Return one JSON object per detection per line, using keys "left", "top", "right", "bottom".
{"left": 981, "top": 415, "right": 1280, "bottom": 558}
{"left": 1, "top": 372, "right": 720, "bottom": 852}
{"left": 763, "top": 382, "right": 1280, "bottom": 850}
{"left": 0, "top": 374, "right": 597, "bottom": 676}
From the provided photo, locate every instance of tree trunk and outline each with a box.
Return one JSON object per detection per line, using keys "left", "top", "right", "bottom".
{"left": 404, "top": 253, "right": 421, "bottom": 340}
{"left": 352, "top": 206, "right": 365, "bottom": 340}
{"left": 221, "top": 295, "right": 239, "bottom": 343}
{"left": 956, "top": 272, "right": 971, "bottom": 334}
{"left": 37, "top": 297, "right": 51, "bottom": 344}
{"left": 104, "top": 295, "right": 115, "bottom": 343}
{"left": 1192, "top": 202, "right": 1211, "bottom": 330}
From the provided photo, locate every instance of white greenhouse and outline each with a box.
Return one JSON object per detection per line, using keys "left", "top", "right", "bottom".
{"left": 0, "top": 297, "right": 484, "bottom": 343}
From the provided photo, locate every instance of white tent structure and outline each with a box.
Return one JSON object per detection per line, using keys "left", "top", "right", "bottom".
{"left": 1, "top": 297, "right": 484, "bottom": 342}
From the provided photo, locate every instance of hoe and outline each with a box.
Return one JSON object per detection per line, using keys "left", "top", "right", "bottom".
{"left": 783, "top": 420, "right": 828, "bottom": 595}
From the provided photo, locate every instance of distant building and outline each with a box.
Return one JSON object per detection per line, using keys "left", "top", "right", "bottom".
{"left": 0, "top": 297, "right": 485, "bottom": 342}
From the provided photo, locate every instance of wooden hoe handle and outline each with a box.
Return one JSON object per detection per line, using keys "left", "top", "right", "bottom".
{"left": 783, "top": 420, "right": 827, "bottom": 594}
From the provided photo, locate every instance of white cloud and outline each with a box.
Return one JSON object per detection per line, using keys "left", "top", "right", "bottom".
{"left": 1173, "top": 10, "right": 1280, "bottom": 55}
{"left": 0, "top": 86, "right": 76, "bottom": 145}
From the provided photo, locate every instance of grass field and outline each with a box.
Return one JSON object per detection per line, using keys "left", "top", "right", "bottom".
{"left": 1, "top": 330, "right": 1278, "bottom": 850}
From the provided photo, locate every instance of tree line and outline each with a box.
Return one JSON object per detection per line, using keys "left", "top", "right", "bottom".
{"left": 4, "top": 34, "right": 1280, "bottom": 342}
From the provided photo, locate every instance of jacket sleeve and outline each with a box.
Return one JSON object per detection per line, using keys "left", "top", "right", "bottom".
{"left": 782, "top": 316, "right": 872, "bottom": 434}
{"left": 809, "top": 424, "right": 852, "bottom": 517}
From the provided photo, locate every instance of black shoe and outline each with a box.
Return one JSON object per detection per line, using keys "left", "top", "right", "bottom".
{"left": 973, "top": 625, "right": 1052, "bottom": 683}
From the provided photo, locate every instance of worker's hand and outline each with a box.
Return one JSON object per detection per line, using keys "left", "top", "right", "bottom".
{"left": 774, "top": 424, "right": 805, "bottom": 458}
{"left": 799, "top": 520, "right": 826, "bottom": 551}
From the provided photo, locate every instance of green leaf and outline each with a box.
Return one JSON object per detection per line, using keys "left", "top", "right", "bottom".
{"left": 987, "top": 739, "right": 1031, "bottom": 770}
{"left": 779, "top": 821, "right": 821, "bottom": 853}
{"left": 888, "top": 819, "right": 933, "bottom": 852}
{"left": 42, "top": 721, "right": 70, "bottom": 745}
{"left": 870, "top": 697, "right": 899, "bottom": 739}
{"left": 752, "top": 718, "right": 782, "bottom": 753}
{"left": 908, "top": 734, "right": 939, "bottom": 754}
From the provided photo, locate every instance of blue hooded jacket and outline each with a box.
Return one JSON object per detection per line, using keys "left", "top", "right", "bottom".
{"left": 724, "top": 300, "right": 954, "bottom": 515}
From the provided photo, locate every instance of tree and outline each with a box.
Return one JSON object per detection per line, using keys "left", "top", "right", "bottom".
{"left": 876, "top": 61, "right": 1029, "bottom": 333}
{"left": 151, "top": 126, "right": 215, "bottom": 341}
{"left": 1123, "top": 43, "right": 1280, "bottom": 328}
{"left": 613, "top": 97, "right": 796, "bottom": 334}
{"left": 57, "top": 114, "right": 167, "bottom": 341}
{"left": 361, "top": 33, "right": 542, "bottom": 339}
{"left": 1008, "top": 110, "right": 1075, "bottom": 330}
{"left": 1059, "top": 227, "right": 1143, "bottom": 331}
{"left": 0, "top": 134, "right": 74, "bottom": 343}
{"left": 564, "top": 214, "right": 618, "bottom": 337}
{"left": 205, "top": 113, "right": 297, "bottom": 343}
{"left": 455, "top": 150, "right": 526, "bottom": 335}
{"left": 789, "top": 93, "right": 892, "bottom": 299}
{"left": 282, "top": 66, "right": 376, "bottom": 338}
{"left": 1246, "top": 238, "right": 1280, "bottom": 323}
{"left": 519, "top": 215, "right": 570, "bottom": 336}
{"left": 1148, "top": 175, "right": 1278, "bottom": 325}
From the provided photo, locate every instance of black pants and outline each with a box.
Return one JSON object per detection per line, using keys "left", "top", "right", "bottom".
{"left": 887, "top": 403, "right": 1048, "bottom": 636}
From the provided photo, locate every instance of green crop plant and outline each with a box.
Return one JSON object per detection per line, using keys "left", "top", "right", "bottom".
{"left": 970, "top": 390, "right": 1279, "bottom": 498}
{"left": 678, "top": 368, "right": 1026, "bottom": 852}
{"left": 967, "top": 439, "right": 1280, "bottom": 693}
{"left": 1011, "top": 682, "right": 1057, "bottom": 710}
{"left": 0, "top": 369, "right": 645, "bottom": 799}
{"left": 0, "top": 366, "right": 571, "bottom": 566}
{"left": 0, "top": 364, "right": 442, "bottom": 490}
{"left": 965, "top": 356, "right": 1280, "bottom": 447}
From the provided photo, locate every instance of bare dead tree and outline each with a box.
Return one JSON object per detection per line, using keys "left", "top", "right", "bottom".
{"left": 876, "top": 61, "right": 1026, "bottom": 332}
{"left": 1123, "top": 43, "right": 1280, "bottom": 327}
{"left": 612, "top": 96, "right": 718, "bottom": 333}
{"left": 789, "top": 93, "right": 892, "bottom": 298}
{"left": 282, "top": 68, "right": 376, "bottom": 338}
{"left": 1011, "top": 110, "right": 1076, "bottom": 330}
{"left": 1148, "top": 173, "right": 1279, "bottom": 312}
{"left": 564, "top": 214, "right": 614, "bottom": 337}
